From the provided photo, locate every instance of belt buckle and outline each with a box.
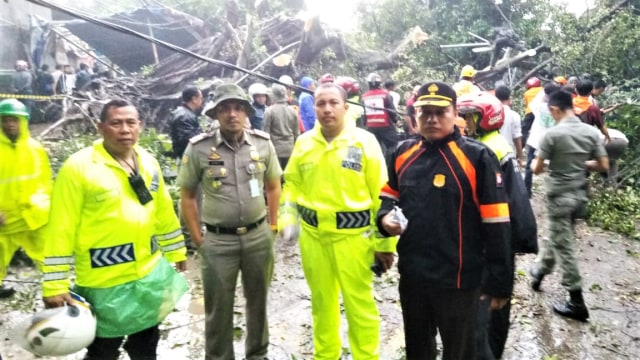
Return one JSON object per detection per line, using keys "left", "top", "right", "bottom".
{"left": 236, "top": 226, "right": 248, "bottom": 235}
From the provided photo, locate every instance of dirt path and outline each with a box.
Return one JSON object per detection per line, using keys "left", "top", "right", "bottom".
{"left": 1, "top": 184, "right": 640, "bottom": 359}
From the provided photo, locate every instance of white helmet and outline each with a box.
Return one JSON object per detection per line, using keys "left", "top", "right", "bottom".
{"left": 12, "top": 294, "right": 97, "bottom": 356}
{"left": 278, "top": 75, "right": 293, "bottom": 85}
{"left": 248, "top": 83, "right": 268, "bottom": 98}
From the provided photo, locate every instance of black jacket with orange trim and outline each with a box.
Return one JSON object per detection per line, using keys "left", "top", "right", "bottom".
{"left": 377, "top": 127, "right": 513, "bottom": 298}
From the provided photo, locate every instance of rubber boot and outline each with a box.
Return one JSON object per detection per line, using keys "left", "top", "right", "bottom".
{"left": 529, "top": 267, "right": 545, "bottom": 292}
{"left": 553, "top": 290, "right": 589, "bottom": 322}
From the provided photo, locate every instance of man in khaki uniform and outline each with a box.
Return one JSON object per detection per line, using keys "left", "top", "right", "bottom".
{"left": 178, "top": 83, "right": 282, "bottom": 360}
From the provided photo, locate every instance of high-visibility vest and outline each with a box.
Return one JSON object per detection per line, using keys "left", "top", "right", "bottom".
{"left": 362, "top": 89, "right": 392, "bottom": 127}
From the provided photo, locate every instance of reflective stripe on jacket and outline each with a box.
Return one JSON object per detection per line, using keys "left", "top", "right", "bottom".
{"left": 378, "top": 128, "right": 512, "bottom": 297}
{"left": 480, "top": 131, "right": 538, "bottom": 254}
{"left": 362, "top": 89, "right": 392, "bottom": 127}
{"left": 42, "top": 141, "right": 186, "bottom": 297}
{"left": 280, "top": 125, "right": 396, "bottom": 252}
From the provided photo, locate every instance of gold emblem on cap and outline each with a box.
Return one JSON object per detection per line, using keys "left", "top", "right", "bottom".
{"left": 433, "top": 174, "right": 446, "bottom": 188}
{"left": 428, "top": 83, "right": 439, "bottom": 95}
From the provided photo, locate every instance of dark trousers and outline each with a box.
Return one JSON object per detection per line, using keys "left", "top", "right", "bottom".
{"left": 367, "top": 126, "right": 398, "bottom": 158}
{"left": 474, "top": 297, "right": 512, "bottom": 360}
{"left": 524, "top": 145, "right": 536, "bottom": 198}
{"left": 521, "top": 113, "right": 534, "bottom": 146}
{"left": 84, "top": 325, "right": 159, "bottom": 360}
{"left": 399, "top": 277, "right": 480, "bottom": 360}
{"left": 278, "top": 157, "right": 289, "bottom": 172}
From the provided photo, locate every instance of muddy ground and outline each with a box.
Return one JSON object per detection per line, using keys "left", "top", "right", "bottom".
{"left": 1, "top": 178, "right": 640, "bottom": 360}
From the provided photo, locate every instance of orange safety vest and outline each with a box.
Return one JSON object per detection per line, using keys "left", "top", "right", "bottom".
{"left": 523, "top": 87, "right": 542, "bottom": 114}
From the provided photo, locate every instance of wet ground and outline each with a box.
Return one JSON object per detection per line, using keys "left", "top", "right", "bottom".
{"left": 1, "top": 180, "right": 640, "bottom": 359}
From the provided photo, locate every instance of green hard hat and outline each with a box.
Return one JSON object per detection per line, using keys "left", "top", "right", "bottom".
{"left": 0, "top": 99, "right": 29, "bottom": 120}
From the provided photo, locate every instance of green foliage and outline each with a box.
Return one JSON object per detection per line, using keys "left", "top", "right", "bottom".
{"left": 45, "top": 135, "right": 98, "bottom": 176}
{"left": 587, "top": 184, "right": 640, "bottom": 237}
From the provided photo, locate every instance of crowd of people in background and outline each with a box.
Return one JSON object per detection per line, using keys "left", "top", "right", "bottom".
{"left": 0, "top": 61, "right": 623, "bottom": 360}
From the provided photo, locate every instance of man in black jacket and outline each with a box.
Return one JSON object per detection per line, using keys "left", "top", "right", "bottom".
{"left": 377, "top": 82, "right": 512, "bottom": 360}
{"left": 170, "top": 85, "right": 203, "bottom": 253}
{"left": 170, "top": 85, "right": 204, "bottom": 158}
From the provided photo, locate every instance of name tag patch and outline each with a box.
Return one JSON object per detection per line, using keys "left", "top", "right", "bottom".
{"left": 342, "top": 146, "right": 363, "bottom": 172}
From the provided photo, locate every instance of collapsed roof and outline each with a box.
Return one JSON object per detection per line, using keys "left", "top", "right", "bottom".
{"left": 56, "top": 6, "right": 210, "bottom": 73}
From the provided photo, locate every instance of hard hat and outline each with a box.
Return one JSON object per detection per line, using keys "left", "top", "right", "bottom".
{"left": 278, "top": 75, "right": 293, "bottom": 85}
{"left": 366, "top": 73, "right": 382, "bottom": 88}
{"left": 0, "top": 99, "right": 29, "bottom": 120}
{"left": 460, "top": 65, "right": 477, "bottom": 78}
{"left": 553, "top": 76, "right": 567, "bottom": 85}
{"left": 526, "top": 77, "right": 541, "bottom": 89}
{"left": 12, "top": 294, "right": 97, "bottom": 356}
{"left": 319, "top": 73, "right": 335, "bottom": 84}
{"left": 270, "top": 83, "right": 288, "bottom": 102}
{"left": 456, "top": 93, "right": 504, "bottom": 134}
{"left": 248, "top": 83, "right": 268, "bottom": 98}
{"left": 335, "top": 76, "right": 361, "bottom": 97}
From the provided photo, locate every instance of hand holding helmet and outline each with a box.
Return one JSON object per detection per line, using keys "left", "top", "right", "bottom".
{"left": 13, "top": 292, "right": 96, "bottom": 356}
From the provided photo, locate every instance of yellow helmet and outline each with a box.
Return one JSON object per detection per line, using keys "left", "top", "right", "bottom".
{"left": 460, "top": 65, "right": 477, "bottom": 78}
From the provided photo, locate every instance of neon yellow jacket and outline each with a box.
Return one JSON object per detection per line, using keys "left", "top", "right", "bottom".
{"left": 42, "top": 141, "right": 186, "bottom": 297}
{"left": 346, "top": 95, "right": 365, "bottom": 125}
{"left": 0, "top": 113, "right": 51, "bottom": 234}
{"left": 280, "top": 125, "right": 397, "bottom": 252}
{"left": 453, "top": 79, "right": 481, "bottom": 97}
{"left": 479, "top": 131, "right": 513, "bottom": 165}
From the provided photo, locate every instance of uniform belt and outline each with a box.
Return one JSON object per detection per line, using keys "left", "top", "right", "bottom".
{"left": 298, "top": 205, "right": 370, "bottom": 229}
{"left": 205, "top": 216, "right": 266, "bottom": 235}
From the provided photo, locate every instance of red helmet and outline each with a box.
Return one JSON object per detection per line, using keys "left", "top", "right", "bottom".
{"left": 526, "top": 77, "right": 541, "bottom": 89}
{"left": 319, "top": 73, "right": 335, "bottom": 84}
{"left": 335, "top": 76, "right": 361, "bottom": 97}
{"left": 456, "top": 93, "right": 504, "bottom": 134}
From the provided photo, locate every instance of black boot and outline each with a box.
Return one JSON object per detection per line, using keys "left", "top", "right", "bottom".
{"left": 553, "top": 290, "right": 589, "bottom": 322}
{"left": 529, "top": 267, "right": 545, "bottom": 292}
{"left": 0, "top": 285, "right": 16, "bottom": 299}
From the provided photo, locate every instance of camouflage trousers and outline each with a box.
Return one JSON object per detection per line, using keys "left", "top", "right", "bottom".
{"left": 536, "top": 192, "right": 587, "bottom": 291}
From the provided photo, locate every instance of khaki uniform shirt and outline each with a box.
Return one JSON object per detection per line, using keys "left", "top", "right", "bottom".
{"left": 177, "top": 129, "right": 282, "bottom": 227}
{"left": 537, "top": 116, "right": 607, "bottom": 197}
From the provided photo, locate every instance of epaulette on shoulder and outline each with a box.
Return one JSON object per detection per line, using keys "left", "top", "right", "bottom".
{"left": 249, "top": 129, "right": 271, "bottom": 140}
{"left": 189, "top": 133, "right": 213, "bottom": 144}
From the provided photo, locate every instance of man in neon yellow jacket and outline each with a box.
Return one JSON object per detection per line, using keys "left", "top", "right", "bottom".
{"left": 279, "top": 83, "right": 397, "bottom": 359}
{"left": 42, "top": 99, "right": 188, "bottom": 360}
{"left": 0, "top": 99, "right": 51, "bottom": 298}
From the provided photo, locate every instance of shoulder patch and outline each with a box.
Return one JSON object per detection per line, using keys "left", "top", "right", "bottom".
{"left": 189, "top": 132, "right": 213, "bottom": 144}
{"left": 250, "top": 129, "right": 271, "bottom": 140}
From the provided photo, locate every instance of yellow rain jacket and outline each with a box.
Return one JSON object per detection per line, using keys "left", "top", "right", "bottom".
{"left": 280, "top": 124, "right": 396, "bottom": 251}
{"left": 280, "top": 123, "right": 396, "bottom": 359}
{"left": 42, "top": 141, "right": 186, "bottom": 297}
{"left": 0, "top": 113, "right": 51, "bottom": 235}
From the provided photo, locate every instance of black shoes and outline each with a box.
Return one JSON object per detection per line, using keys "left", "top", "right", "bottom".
{"left": 0, "top": 285, "right": 16, "bottom": 299}
{"left": 553, "top": 299, "right": 589, "bottom": 322}
{"left": 529, "top": 267, "right": 545, "bottom": 292}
